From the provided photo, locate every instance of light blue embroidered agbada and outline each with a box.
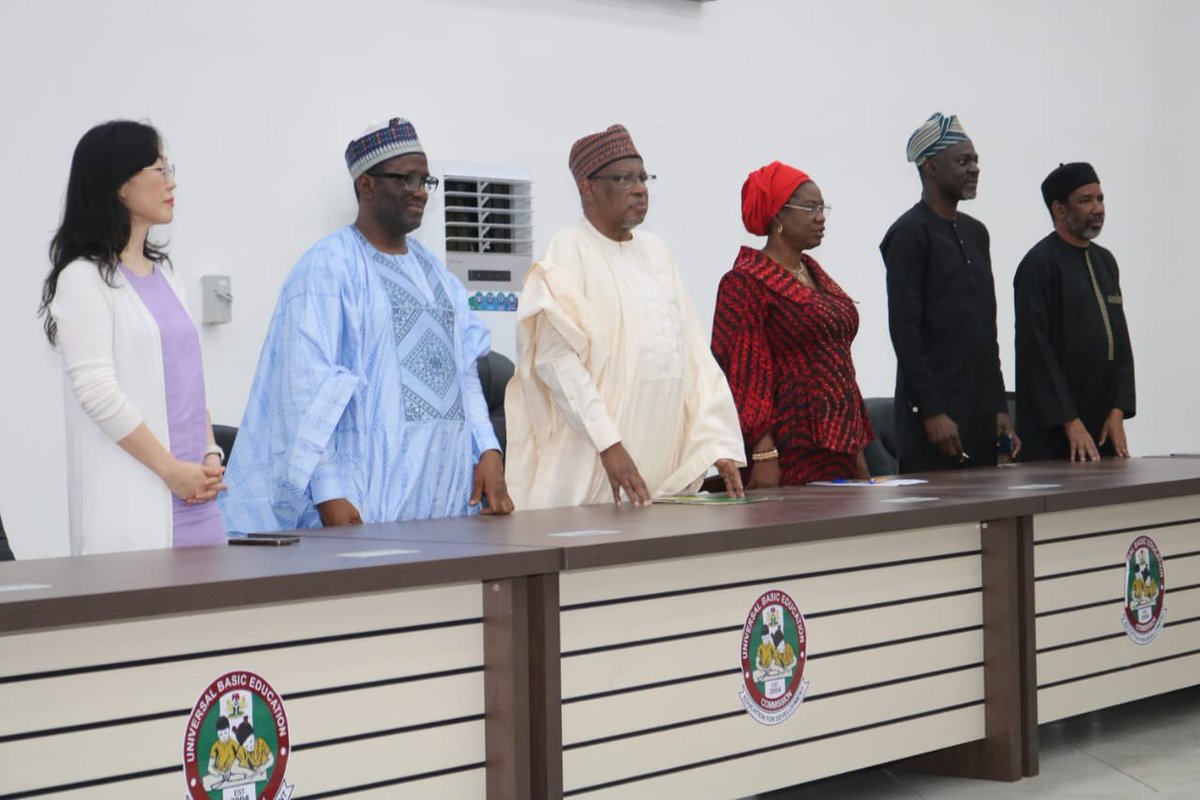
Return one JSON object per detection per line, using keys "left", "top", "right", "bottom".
{"left": 220, "top": 226, "right": 499, "bottom": 533}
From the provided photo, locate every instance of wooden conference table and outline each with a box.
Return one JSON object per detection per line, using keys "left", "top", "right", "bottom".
{"left": 2, "top": 457, "right": 1199, "bottom": 799}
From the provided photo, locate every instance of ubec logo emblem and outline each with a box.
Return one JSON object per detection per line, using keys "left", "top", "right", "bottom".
{"left": 1123, "top": 535, "right": 1167, "bottom": 645}
{"left": 183, "top": 670, "right": 294, "bottom": 800}
{"left": 739, "top": 589, "right": 809, "bottom": 725}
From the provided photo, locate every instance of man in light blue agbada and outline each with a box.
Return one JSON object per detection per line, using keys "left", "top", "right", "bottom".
{"left": 220, "top": 118, "right": 513, "bottom": 532}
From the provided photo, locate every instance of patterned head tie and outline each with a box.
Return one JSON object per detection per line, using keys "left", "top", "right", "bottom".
{"left": 1040, "top": 162, "right": 1100, "bottom": 210}
{"left": 569, "top": 124, "right": 641, "bottom": 182}
{"left": 345, "top": 118, "right": 424, "bottom": 179}
{"left": 906, "top": 112, "right": 970, "bottom": 166}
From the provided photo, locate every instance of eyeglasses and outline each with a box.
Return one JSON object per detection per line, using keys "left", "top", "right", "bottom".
{"left": 783, "top": 203, "right": 832, "bottom": 217}
{"left": 590, "top": 172, "right": 656, "bottom": 190}
{"left": 367, "top": 171, "right": 440, "bottom": 193}
{"left": 143, "top": 163, "right": 175, "bottom": 181}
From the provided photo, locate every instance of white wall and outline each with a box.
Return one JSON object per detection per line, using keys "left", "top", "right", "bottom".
{"left": 2, "top": 0, "right": 1194, "bottom": 558}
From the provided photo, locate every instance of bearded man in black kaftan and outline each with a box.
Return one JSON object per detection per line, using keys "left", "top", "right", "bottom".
{"left": 1014, "top": 162, "right": 1135, "bottom": 462}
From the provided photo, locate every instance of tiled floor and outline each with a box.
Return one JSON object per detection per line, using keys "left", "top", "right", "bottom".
{"left": 757, "top": 686, "right": 1200, "bottom": 799}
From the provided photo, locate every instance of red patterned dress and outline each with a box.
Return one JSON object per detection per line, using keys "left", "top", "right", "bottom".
{"left": 711, "top": 246, "right": 873, "bottom": 484}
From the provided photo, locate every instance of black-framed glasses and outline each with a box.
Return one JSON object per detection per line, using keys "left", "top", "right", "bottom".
{"left": 589, "top": 172, "right": 656, "bottom": 190}
{"left": 367, "top": 171, "right": 439, "bottom": 192}
{"left": 143, "top": 163, "right": 175, "bottom": 181}
{"left": 782, "top": 203, "right": 831, "bottom": 217}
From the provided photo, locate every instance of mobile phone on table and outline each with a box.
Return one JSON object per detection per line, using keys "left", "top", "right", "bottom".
{"left": 228, "top": 533, "right": 300, "bottom": 546}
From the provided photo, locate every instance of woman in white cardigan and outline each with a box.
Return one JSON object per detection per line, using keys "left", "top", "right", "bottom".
{"left": 39, "top": 121, "right": 227, "bottom": 554}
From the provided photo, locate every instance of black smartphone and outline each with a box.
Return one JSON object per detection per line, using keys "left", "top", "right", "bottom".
{"left": 228, "top": 533, "right": 300, "bottom": 546}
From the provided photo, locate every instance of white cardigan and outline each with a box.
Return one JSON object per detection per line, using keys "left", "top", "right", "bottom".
{"left": 50, "top": 259, "right": 186, "bottom": 554}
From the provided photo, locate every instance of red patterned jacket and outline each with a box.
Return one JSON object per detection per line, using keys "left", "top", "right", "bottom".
{"left": 711, "top": 246, "right": 873, "bottom": 482}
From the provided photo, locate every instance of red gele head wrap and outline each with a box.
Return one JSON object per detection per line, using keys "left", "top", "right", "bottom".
{"left": 741, "top": 161, "right": 811, "bottom": 236}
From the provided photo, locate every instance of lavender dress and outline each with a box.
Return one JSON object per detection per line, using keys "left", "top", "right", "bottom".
{"left": 119, "top": 264, "right": 225, "bottom": 546}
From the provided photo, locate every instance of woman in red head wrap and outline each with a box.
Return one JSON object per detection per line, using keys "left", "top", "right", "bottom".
{"left": 711, "top": 162, "right": 873, "bottom": 487}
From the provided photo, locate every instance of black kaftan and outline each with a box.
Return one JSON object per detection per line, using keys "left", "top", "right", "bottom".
{"left": 881, "top": 202, "right": 1008, "bottom": 472}
{"left": 1013, "top": 233, "right": 1135, "bottom": 461}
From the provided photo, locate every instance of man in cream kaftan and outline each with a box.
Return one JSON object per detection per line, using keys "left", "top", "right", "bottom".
{"left": 505, "top": 124, "right": 743, "bottom": 509}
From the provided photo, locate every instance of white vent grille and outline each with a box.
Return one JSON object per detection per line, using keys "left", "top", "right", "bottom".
{"left": 440, "top": 175, "right": 532, "bottom": 304}
{"left": 444, "top": 176, "right": 533, "bottom": 257}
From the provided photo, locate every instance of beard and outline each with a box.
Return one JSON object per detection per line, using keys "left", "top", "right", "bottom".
{"left": 1071, "top": 214, "right": 1103, "bottom": 240}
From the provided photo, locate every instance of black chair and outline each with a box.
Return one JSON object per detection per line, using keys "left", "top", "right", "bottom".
{"left": 863, "top": 397, "right": 899, "bottom": 477}
{"left": 0, "top": 512, "right": 13, "bottom": 561}
{"left": 862, "top": 393, "right": 1017, "bottom": 475}
{"left": 477, "top": 351, "right": 515, "bottom": 455}
{"left": 212, "top": 424, "right": 238, "bottom": 466}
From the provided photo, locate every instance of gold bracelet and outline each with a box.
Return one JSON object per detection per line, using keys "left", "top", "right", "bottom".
{"left": 750, "top": 449, "right": 779, "bottom": 462}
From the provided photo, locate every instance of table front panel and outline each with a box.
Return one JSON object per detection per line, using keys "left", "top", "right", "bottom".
{"left": 559, "top": 523, "right": 986, "bottom": 797}
{"left": 0, "top": 583, "right": 487, "bottom": 798}
{"left": 1033, "top": 496, "right": 1200, "bottom": 724}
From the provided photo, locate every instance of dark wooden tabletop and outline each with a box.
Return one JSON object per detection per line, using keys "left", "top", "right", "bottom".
{"left": 282, "top": 459, "right": 1200, "bottom": 568}
{"left": 4, "top": 458, "right": 1198, "bottom": 632}
{"left": 0, "top": 535, "right": 559, "bottom": 633}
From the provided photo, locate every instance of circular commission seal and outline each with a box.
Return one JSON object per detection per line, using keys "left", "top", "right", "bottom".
{"left": 738, "top": 589, "right": 809, "bottom": 726}
{"left": 1122, "top": 535, "right": 1167, "bottom": 645}
{"left": 183, "top": 670, "right": 294, "bottom": 800}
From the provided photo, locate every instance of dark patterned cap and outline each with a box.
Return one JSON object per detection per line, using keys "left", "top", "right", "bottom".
{"left": 344, "top": 118, "right": 424, "bottom": 178}
{"left": 569, "top": 124, "right": 641, "bottom": 182}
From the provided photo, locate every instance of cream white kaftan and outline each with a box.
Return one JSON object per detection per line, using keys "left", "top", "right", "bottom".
{"left": 505, "top": 219, "right": 743, "bottom": 509}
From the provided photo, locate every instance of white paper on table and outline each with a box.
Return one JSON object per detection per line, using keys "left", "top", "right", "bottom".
{"left": 808, "top": 478, "right": 929, "bottom": 487}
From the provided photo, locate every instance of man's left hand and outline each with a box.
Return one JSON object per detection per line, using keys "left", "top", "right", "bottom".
{"left": 996, "top": 412, "right": 1022, "bottom": 459}
{"left": 715, "top": 459, "right": 744, "bottom": 498}
{"left": 1097, "top": 409, "right": 1130, "bottom": 458}
{"left": 470, "top": 450, "right": 515, "bottom": 515}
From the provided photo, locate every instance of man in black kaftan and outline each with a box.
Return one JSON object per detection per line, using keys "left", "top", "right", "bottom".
{"left": 1014, "top": 162, "right": 1135, "bottom": 462}
{"left": 882, "top": 113, "right": 1018, "bottom": 473}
